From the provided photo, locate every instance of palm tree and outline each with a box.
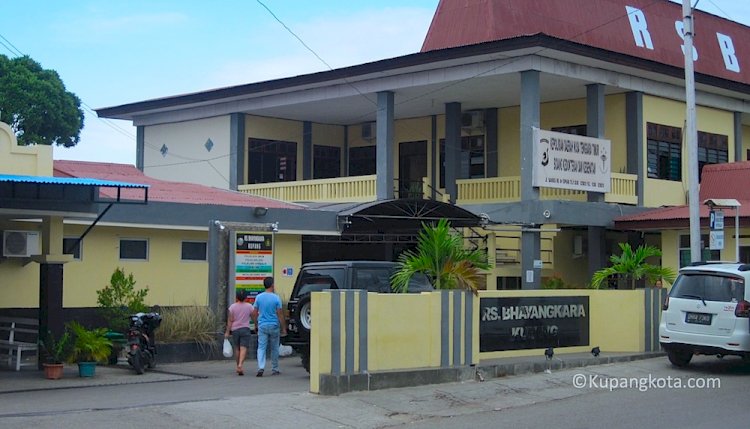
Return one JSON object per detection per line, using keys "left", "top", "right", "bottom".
{"left": 590, "top": 243, "right": 676, "bottom": 289}
{"left": 392, "top": 219, "right": 490, "bottom": 294}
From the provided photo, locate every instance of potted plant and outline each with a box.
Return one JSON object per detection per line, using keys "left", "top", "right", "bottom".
{"left": 66, "top": 321, "right": 112, "bottom": 377}
{"left": 39, "top": 330, "right": 71, "bottom": 380}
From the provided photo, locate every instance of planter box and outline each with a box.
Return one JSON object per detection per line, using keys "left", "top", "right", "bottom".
{"left": 155, "top": 334, "right": 260, "bottom": 364}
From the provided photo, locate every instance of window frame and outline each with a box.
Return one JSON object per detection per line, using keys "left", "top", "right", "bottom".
{"left": 62, "top": 236, "right": 82, "bottom": 260}
{"left": 119, "top": 238, "right": 149, "bottom": 261}
{"left": 181, "top": 240, "right": 207, "bottom": 262}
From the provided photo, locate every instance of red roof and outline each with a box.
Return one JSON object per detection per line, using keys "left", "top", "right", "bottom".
{"left": 53, "top": 160, "right": 303, "bottom": 210}
{"left": 422, "top": 0, "right": 750, "bottom": 86}
{"left": 615, "top": 161, "right": 750, "bottom": 227}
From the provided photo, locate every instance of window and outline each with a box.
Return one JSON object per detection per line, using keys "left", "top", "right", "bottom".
{"left": 313, "top": 145, "right": 341, "bottom": 179}
{"left": 440, "top": 135, "right": 485, "bottom": 188}
{"left": 647, "top": 123, "right": 682, "bottom": 181}
{"left": 678, "top": 235, "right": 719, "bottom": 268}
{"left": 349, "top": 146, "right": 376, "bottom": 176}
{"left": 181, "top": 241, "right": 207, "bottom": 261}
{"left": 697, "top": 131, "right": 728, "bottom": 181}
{"left": 120, "top": 239, "right": 148, "bottom": 260}
{"left": 670, "top": 273, "right": 744, "bottom": 303}
{"left": 63, "top": 237, "right": 82, "bottom": 260}
{"left": 248, "top": 138, "right": 297, "bottom": 184}
{"left": 551, "top": 124, "right": 587, "bottom": 136}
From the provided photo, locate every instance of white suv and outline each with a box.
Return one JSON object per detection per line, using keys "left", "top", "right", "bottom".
{"left": 659, "top": 262, "right": 750, "bottom": 367}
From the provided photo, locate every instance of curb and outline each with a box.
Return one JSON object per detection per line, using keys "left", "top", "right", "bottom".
{"left": 477, "top": 352, "right": 667, "bottom": 379}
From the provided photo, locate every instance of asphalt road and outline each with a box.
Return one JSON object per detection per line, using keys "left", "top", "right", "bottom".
{"left": 1, "top": 355, "right": 748, "bottom": 429}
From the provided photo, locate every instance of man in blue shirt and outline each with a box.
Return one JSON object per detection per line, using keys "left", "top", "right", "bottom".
{"left": 255, "top": 276, "right": 286, "bottom": 376}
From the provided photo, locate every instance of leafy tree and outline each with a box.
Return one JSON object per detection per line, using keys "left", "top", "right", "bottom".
{"left": 96, "top": 268, "right": 149, "bottom": 332}
{"left": 590, "top": 243, "right": 677, "bottom": 289}
{"left": 0, "top": 54, "right": 84, "bottom": 147}
{"left": 392, "top": 218, "right": 490, "bottom": 295}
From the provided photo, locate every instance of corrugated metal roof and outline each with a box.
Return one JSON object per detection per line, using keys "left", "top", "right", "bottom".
{"left": 0, "top": 174, "right": 148, "bottom": 188}
{"left": 53, "top": 161, "right": 305, "bottom": 210}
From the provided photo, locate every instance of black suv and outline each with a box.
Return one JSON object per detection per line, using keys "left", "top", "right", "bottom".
{"left": 283, "top": 260, "right": 433, "bottom": 372}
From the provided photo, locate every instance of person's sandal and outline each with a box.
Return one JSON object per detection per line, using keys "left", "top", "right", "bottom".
{"left": 256, "top": 369, "right": 264, "bottom": 377}
{"left": 272, "top": 370, "right": 280, "bottom": 376}
{"left": 237, "top": 368, "right": 244, "bottom": 376}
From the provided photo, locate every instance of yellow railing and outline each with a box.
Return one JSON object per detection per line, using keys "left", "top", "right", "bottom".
{"left": 238, "top": 175, "right": 377, "bottom": 203}
{"left": 456, "top": 173, "right": 638, "bottom": 205}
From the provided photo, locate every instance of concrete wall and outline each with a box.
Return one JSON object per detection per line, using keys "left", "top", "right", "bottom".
{"left": 0, "top": 121, "right": 52, "bottom": 176}
{"left": 310, "top": 288, "right": 664, "bottom": 395}
{"left": 143, "top": 116, "right": 231, "bottom": 189}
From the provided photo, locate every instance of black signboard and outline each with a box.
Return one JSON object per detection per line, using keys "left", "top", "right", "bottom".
{"left": 480, "top": 296, "right": 590, "bottom": 352}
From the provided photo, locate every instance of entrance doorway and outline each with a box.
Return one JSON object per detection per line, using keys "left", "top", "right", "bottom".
{"left": 398, "top": 141, "right": 427, "bottom": 198}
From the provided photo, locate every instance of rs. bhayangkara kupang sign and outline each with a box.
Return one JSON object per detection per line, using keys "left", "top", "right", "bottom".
{"left": 532, "top": 128, "right": 611, "bottom": 193}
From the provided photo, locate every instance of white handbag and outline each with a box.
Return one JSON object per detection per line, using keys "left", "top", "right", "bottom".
{"left": 223, "top": 338, "right": 233, "bottom": 358}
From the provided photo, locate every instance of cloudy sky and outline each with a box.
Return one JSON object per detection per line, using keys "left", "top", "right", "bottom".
{"left": 1, "top": 0, "right": 748, "bottom": 165}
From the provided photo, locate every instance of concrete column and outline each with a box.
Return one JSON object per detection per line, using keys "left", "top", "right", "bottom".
{"left": 343, "top": 125, "right": 349, "bottom": 176}
{"left": 520, "top": 70, "right": 541, "bottom": 289}
{"left": 626, "top": 92, "right": 644, "bottom": 206}
{"left": 485, "top": 108, "right": 498, "bottom": 178}
{"left": 430, "top": 115, "right": 438, "bottom": 199}
{"left": 587, "top": 83, "right": 605, "bottom": 203}
{"left": 735, "top": 112, "right": 743, "bottom": 162}
{"left": 587, "top": 226, "right": 605, "bottom": 282}
{"left": 39, "top": 263, "right": 64, "bottom": 368}
{"left": 303, "top": 121, "right": 312, "bottom": 180}
{"left": 136, "top": 126, "right": 145, "bottom": 172}
{"left": 229, "top": 113, "right": 245, "bottom": 190}
{"left": 444, "top": 102, "right": 462, "bottom": 203}
{"left": 376, "top": 91, "right": 395, "bottom": 200}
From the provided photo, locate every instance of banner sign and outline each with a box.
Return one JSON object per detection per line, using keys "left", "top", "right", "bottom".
{"left": 479, "top": 296, "right": 590, "bottom": 352}
{"left": 532, "top": 128, "right": 611, "bottom": 193}
{"left": 234, "top": 232, "right": 274, "bottom": 303}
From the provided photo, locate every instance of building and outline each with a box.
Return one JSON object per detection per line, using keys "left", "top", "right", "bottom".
{"left": 97, "top": 0, "right": 750, "bottom": 289}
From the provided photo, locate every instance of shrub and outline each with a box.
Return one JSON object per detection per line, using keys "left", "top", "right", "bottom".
{"left": 96, "top": 268, "right": 149, "bottom": 332}
{"left": 157, "top": 306, "right": 221, "bottom": 350}
{"left": 542, "top": 274, "right": 578, "bottom": 289}
{"left": 66, "top": 321, "right": 112, "bottom": 364}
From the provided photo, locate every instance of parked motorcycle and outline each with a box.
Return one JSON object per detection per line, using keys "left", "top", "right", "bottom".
{"left": 127, "top": 312, "right": 162, "bottom": 374}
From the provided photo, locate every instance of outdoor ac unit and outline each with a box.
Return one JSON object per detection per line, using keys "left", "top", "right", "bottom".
{"left": 361, "top": 122, "right": 376, "bottom": 140}
{"left": 461, "top": 111, "right": 484, "bottom": 129}
{"left": 2, "top": 230, "right": 40, "bottom": 258}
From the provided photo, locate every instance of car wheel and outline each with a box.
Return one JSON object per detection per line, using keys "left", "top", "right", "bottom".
{"left": 295, "top": 295, "right": 312, "bottom": 336}
{"left": 667, "top": 349, "right": 693, "bottom": 367}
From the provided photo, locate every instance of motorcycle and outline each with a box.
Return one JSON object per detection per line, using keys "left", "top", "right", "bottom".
{"left": 126, "top": 312, "right": 162, "bottom": 374}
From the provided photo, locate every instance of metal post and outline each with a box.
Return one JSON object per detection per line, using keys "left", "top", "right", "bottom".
{"left": 683, "top": 0, "right": 700, "bottom": 262}
{"left": 736, "top": 208, "right": 740, "bottom": 262}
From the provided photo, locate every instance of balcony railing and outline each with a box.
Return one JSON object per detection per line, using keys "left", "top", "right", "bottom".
{"left": 238, "top": 175, "right": 376, "bottom": 202}
{"left": 238, "top": 172, "right": 638, "bottom": 205}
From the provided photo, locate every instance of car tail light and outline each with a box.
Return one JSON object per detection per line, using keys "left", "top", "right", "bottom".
{"left": 735, "top": 300, "right": 750, "bottom": 318}
{"left": 662, "top": 296, "right": 669, "bottom": 311}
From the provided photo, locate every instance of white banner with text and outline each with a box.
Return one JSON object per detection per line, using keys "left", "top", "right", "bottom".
{"left": 532, "top": 128, "right": 611, "bottom": 193}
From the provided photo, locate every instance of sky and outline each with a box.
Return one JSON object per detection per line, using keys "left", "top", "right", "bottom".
{"left": 1, "top": 0, "right": 749, "bottom": 166}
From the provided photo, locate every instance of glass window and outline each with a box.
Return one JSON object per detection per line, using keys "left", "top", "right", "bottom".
{"left": 551, "top": 125, "right": 587, "bottom": 136}
{"left": 670, "top": 273, "right": 744, "bottom": 303}
{"left": 120, "top": 239, "right": 148, "bottom": 260}
{"left": 439, "top": 135, "right": 485, "bottom": 188}
{"left": 647, "top": 123, "right": 682, "bottom": 181}
{"left": 313, "top": 145, "right": 341, "bottom": 179}
{"left": 63, "top": 237, "right": 81, "bottom": 260}
{"left": 678, "top": 235, "right": 719, "bottom": 267}
{"left": 181, "top": 241, "right": 207, "bottom": 261}
{"left": 248, "top": 138, "right": 297, "bottom": 184}
{"left": 349, "top": 146, "right": 376, "bottom": 176}
{"left": 293, "top": 268, "right": 345, "bottom": 298}
{"left": 697, "top": 131, "right": 728, "bottom": 181}
{"left": 354, "top": 268, "right": 392, "bottom": 292}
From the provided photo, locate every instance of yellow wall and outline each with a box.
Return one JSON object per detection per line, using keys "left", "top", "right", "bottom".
{"left": 143, "top": 116, "right": 231, "bottom": 189}
{"left": 642, "top": 96, "right": 735, "bottom": 207}
{"left": 272, "top": 234, "right": 302, "bottom": 303}
{"left": 0, "top": 121, "right": 53, "bottom": 176}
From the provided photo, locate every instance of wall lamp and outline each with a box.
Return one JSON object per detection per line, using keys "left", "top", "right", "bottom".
{"left": 254, "top": 207, "right": 269, "bottom": 217}
{"left": 213, "top": 220, "right": 226, "bottom": 231}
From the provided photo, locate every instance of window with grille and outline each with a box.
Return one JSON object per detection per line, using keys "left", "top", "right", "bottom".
{"left": 248, "top": 138, "right": 297, "bottom": 184}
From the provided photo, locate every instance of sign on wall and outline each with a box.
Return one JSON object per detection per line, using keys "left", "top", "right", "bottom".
{"left": 233, "top": 232, "right": 274, "bottom": 303}
{"left": 532, "top": 128, "right": 611, "bottom": 193}
{"left": 479, "top": 296, "right": 590, "bottom": 352}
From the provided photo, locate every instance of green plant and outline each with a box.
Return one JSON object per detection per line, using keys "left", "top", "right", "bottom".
{"left": 542, "top": 274, "right": 577, "bottom": 289}
{"left": 157, "top": 306, "right": 221, "bottom": 351}
{"left": 392, "top": 219, "right": 490, "bottom": 295}
{"left": 590, "top": 243, "right": 677, "bottom": 289}
{"left": 66, "top": 321, "right": 112, "bottom": 364}
{"left": 96, "top": 267, "right": 149, "bottom": 332}
{"left": 39, "top": 330, "right": 71, "bottom": 364}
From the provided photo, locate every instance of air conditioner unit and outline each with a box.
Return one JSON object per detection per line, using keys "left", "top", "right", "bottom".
{"left": 361, "top": 122, "right": 376, "bottom": 140}
{"left": 2, "top": 230, "right": 40, "bottom": 258}
{"left": 461, "top": 111, "right": 484, "bottom": 129}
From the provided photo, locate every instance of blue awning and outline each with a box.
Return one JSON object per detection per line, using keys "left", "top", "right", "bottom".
{"left": 0, "top": 174, "right": 149, "bottom": 189}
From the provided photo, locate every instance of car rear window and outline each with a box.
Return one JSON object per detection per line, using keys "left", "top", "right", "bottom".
{"left": 670, "top": 272, "right": 745, "bottom": 303}
{"left": 294, "top": 268, "right": 345, "bottom": 297}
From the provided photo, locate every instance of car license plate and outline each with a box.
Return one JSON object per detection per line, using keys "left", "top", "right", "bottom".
{"left": 685, "top": 312, "right": 712, "bottom": 325}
